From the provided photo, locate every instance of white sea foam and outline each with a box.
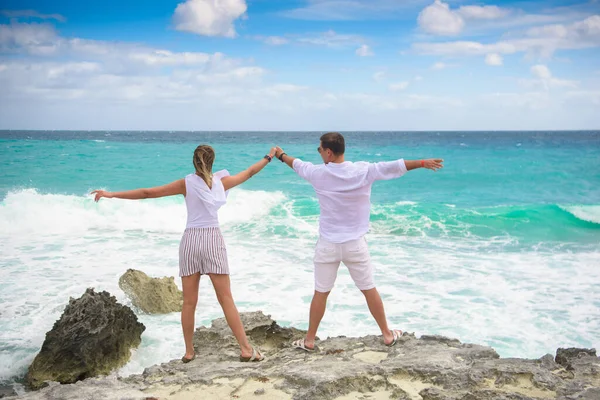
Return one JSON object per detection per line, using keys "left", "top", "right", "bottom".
{"left": 0, "top": 189, "right": 599, "bottom": 384}
{"left": 561, "top": 205, "right": 600, "bottom": 224}
{"left": 394, "top": 201, "right": 418, "bottom": 206}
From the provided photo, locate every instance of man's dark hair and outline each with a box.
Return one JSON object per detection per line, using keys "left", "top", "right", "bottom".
{"left": 320, "top": 132, "right": 345, "bottom": 155}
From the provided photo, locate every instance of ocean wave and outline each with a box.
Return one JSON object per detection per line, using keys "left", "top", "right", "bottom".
{"left": 1, "top": 189, "right": 597, "bottom": 244}
{"left": 560, "top": 205, "right": 600, "bottom": 225}
{"left": 370, "top": 202, "right": 600, "bottom": 244}
{"left": 0, "top": 188, "right": 287, "bottom": 237}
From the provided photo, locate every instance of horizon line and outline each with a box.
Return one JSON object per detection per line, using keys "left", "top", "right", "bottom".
{"left": 1, "top": 129, "right": 599, "bottom": 133}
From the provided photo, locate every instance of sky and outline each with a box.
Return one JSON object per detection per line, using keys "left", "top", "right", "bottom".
{"left": 0, "top": 0, "right": 599, "bottom": 130}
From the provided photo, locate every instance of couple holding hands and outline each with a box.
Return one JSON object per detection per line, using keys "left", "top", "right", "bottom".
{"left": 92, "top": 132, "right": 443, "bottom": 363}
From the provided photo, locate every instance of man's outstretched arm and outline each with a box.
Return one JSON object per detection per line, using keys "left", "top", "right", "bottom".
{"left": 274, "top": 146, "right": 296, "bottom": 169}
{"left": 405, "top": 159, "right": 444, "bottom": 171}
{"left": 368, "top": 158, "right": 444, "bottom": 182}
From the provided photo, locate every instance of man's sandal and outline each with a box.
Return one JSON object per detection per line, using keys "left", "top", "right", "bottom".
{"left": 292, "top": 338, "right": 317, "bottom": 352}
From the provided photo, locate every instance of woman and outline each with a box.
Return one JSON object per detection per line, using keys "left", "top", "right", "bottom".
{"left": 92, "top": 144, "right": 277, "bottom": 363}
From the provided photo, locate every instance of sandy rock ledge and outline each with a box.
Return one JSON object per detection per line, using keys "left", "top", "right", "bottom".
{"left": 11, "top": 311, "right": 600, "bottom": 400}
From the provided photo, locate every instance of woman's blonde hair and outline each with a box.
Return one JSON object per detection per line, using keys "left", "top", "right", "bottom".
{"left": 193, "top": 145, "right": 215, "bottom": 188}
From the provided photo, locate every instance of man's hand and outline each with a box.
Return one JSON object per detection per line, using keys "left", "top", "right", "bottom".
{"left": 423, "top": 159, "right": 444, "bottom": 171}
{"left": 275, "top": 146, "right": 285, "bottom": 158}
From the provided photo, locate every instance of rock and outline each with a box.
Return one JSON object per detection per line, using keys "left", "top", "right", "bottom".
{"left": 25, "top": 288, "right": 145, "bottom": 390}
{"left": 420, "top": 387, "right": 457, "bottom": 400}
{"left": 118, "top": 269, "right": 183, "bottom": 314}
{"left": 11, "top": 311, "right": 600, "bottom": 399}
{"left": 0, "top": 384, "right": 16, "bottom": 398}
{"left": 556, "top": 348, "right": 597, "bottom": 369}
{"left": 568, "top": 387, "right": 600, "bottom": 400}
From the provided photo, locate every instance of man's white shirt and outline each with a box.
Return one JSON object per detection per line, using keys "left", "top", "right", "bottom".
{"left": 293, "top": 159, "right": 407, "bottom": 243}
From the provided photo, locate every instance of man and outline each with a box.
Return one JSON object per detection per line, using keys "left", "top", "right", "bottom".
{"left": 274, "top": 132, "right": 443, "bottom": 350}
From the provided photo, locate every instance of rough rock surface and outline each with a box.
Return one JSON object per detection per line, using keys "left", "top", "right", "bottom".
{"left": 0, "top": 385, "right": 16, "bottom": 399}
{"left": 25, "top": 289, "right": 146, "bottom": 390}
{"left": 13, "top": 311, "right": 600, "bottom": 399}
{"left": 119, "top": 269, "right": 183, "bottom": 314}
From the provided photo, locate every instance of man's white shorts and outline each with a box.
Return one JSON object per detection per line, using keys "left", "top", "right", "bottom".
{"left": 313, "top": 236, "right": 375, "bottom": 292}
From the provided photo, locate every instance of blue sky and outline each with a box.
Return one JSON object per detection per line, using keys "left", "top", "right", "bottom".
{"left": 0, "top": 0, "right": 599, "bottom": 130}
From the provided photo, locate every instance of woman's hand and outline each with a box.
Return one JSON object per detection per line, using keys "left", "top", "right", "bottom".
{"left": 269, "top": 147, "right": 277, "bottom": 158}
{"left": 423, "top": 159, "right": 444, "bottom": 171}
{"left": 91, "top": 190, "right": 113, "bottom": 202}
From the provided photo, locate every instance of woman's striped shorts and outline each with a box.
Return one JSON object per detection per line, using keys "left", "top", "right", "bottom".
{"left": 178, "top": 227, "right": 229, "bottom": 277}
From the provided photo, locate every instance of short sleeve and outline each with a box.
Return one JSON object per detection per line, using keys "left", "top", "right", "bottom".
{"left": 292, "top": 159, "right": 318, "bottom": 182}
{"left": 367, "top": 159, "right": 407, "bottom": 182}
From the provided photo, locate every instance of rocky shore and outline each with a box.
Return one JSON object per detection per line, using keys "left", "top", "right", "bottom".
{"left": 25, "top": 289, "right": 146, "bottom": 390}
{"left": 7, "top": 311, "right": 599, "bottom": 400}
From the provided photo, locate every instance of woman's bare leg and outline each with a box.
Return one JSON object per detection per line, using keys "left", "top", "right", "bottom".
{"left": 181, "top": 273, "right": 201, "bottom": 359}
{"left": 209, "top": 274, "right": 255, "bottom": 358}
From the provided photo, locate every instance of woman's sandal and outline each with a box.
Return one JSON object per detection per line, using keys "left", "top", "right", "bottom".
{"left": 385, "top": 329, "right": 403, "bottom": 347}
{"left": 240, "top": 347, "right": 264, "bottom": 362}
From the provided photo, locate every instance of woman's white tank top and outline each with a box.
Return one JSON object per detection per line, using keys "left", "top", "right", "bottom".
{"left": 184, "top": 170, "right": 230, "bottom": 228}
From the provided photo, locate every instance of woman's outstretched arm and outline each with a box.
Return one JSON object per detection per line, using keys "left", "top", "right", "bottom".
{"left": 91, "top": 179, "right": 186, "bottom": 202}
{"left": 221, "top": 148, "right": 276, "bottom": 191}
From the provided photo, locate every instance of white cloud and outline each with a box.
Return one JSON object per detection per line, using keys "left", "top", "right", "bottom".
{"left": 1, "top": 9, "right": 66, "bottom": 22}
{"left": 0, "top": 22, "right": 59, "bottom": 55}
{"left": 1, "top": 12, "right": 597, "bottom": 130}
{"left": 431, "top": 61, "right": 457, "bottom": 70}
{"left": 264, "top": 36, "right": 289, "bottom": 45}
{"left": 1, "top": 35, "right": 470, "bottom": 130}
{"left": 531, "top": 65, "right": 552, "bottom": 80}
{"left": 0, "top": 19, "right": 316, "bottom": 123}
{"left": 457, "top": 5, "right": 510, "bottom": 20}
{"left": 258, "top": 84, "right": 307, "bottom": 97}
{"left": 414, "top": 75, "right": 423, "bottom": 81}
{"left": 0, "top": 21, "right": 226, "bottom": 70}
{"left": 431, "top": 62, "right": 445, "bottom": 70}
{"left": 418, "top": 1, "right": 512, "bottom": 36}
{"left": 356, "top": 44, "right": 373, "bottom": 56}
{"left": 0, "top": 19, "right": 270, "bottom": 106}
{"left": 373, "top": 71, "right": 386, "bottom": 82}
{"left": 389, "top": 81, "right": 409, "bottom": 91}
{"left": 520, "top": 64, "right": 579, "bottom": 90}
{"left": 46, "top": 62, "right": 102, "bottom": 77}
{"left": 481, "top": 91, "right": 552, "bottom": 110}
{"left": 485, "top": 53, "right": 503, "bottom": 66}
{"left": 252, "top": 31, "right": 366, "bottom": 49}
{"left": 250, "top": 35, "right": 289, "bottom": 46}
{"left": 525, "top": 15, "right": 600, "bottom": 44}
{"left": 297, "top": 30, "right": 365, "bottom": 48}
{"left": 282, "top": 0, "right": 425, "bottom": 21}
{"left": 418, "top": 0, "right": 465, "bottom": 36}
{"left": 415, "top": 41, "right": 513, "bottom": 56}
{"left": 565, "top": 90, "right": 600, "bottom": 105}
{"left": 172, "top": 0, "right": 247, "bottom": 38}
{"left": 414, "top": 15, "right": 600, "bottom": 58}
{"left": 129, "top": 50, "right": 213, "bottom": 66}
{"left": 0, "top": 56, "right": 472, "bottom": 129}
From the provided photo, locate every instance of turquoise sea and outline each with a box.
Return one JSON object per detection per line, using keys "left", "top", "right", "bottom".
{"left": 1, "top": 131, "right": 599, "bottom": 388}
